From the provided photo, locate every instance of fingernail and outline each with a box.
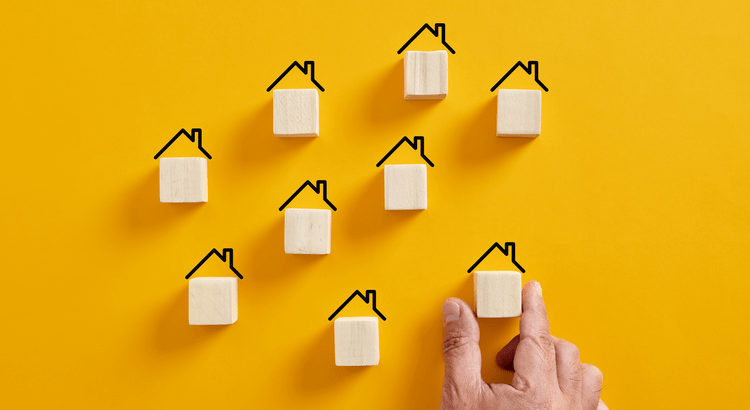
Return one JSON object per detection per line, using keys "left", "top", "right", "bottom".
{"left": 534, "top": 281, "right": 543, "bottom": 296}
{"left": 443, "top": 300, "right": 460, "bottom": 324}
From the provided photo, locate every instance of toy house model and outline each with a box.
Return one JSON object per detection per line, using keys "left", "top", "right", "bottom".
{"left": 328, "top": 290, "right": 386, "bottom": 366}
{"left": 267, "top": 61, "right": 325, "bottom": 137}
{"left": 154, "top": 128, "right": 211, "bottom": 203}
{"left": 490, "top": 61, "right": 549, "bottom": 138}
{"left": 397, "top": 23, "right": 455, "bottom": 100}
{"left": 467, "top": 242, "right": 525, "bottom": 318}
{"left": 185, "top": 248, "right": 243, "bottom": 325}
{"left": 279, "top": 180, "right": 336, "bottom": 254}
{"left": 376, "top": 136, "right": 434, "bottom": 210}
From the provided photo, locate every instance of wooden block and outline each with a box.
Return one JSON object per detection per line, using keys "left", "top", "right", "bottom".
{"left": 474, "top": 271, "right": 522, "bottom": 318}
{"left": 159, "top": 157, "right": 208, "bottom": 203}
{"left": 188, "top": 277, "right": 238, "bottom": 325}
{"left": 404, "top": 50, "right": 448, "bottom": 100}
{"left": 384, "top": 164, "right": 427, "bottom": 210}
{"left": 496, "top": 89, "right": 542, "bottom": 138}
{"left": 334, "top": 317, "right": 380, "bottom": 366}
{"left": 284, "top": 208, "right": 331, "bottom": 254}
{"left": 273, "top": 89, "right": 319, "bottom": 137}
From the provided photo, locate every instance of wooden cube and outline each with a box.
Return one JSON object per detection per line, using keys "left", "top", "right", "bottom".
{"left": 284, "top": 208, "right": 331, "bottom": 254}
{"left": 496, "top": 89, "right": 542, "bottom": 138}
{"left": 384, "top": 164, "right": 427, "bottom": 210}
{"left": 404, "top": 50, "right": 448, "bottom": 100}
{"left": 474, "top": 271, "right": 522, "bottom": 318}
{"left": 273, "top": 89, "right": 319, "bottom": 137}
{"left": 159, "top": 157, "right": 208, "bottom": 203}
{"left": 334, "top": 317, "right": 380, "bottom": 366}
{"left": 188, "top": 277, "right": 238, "bottom": 325}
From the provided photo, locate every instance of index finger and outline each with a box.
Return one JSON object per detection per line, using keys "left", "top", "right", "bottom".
{"left": 519, "top": 280, "right": 551, "bottom": 339}
{"left": 510, "top": 281, "right": 557, "bottom": 391}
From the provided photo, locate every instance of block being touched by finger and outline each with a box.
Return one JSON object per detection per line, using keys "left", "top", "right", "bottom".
{"left": 474, "top": 271, "right": 522, "bottom": 318}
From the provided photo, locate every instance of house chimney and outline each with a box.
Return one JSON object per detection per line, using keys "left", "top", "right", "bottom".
{"left": 504, "top": 242, "right": 515, "bottom": 256}
{"left": 191, "top": 128, "right": 201, "bottom": 141}
{"left": 316, "top": 180, "right": 328, "bottom": 197}
{"left": 367, "top": 290, "right": 377, "bottom": 307}
{"left": 222, "top": 248, "right": 233, "bottom": 263}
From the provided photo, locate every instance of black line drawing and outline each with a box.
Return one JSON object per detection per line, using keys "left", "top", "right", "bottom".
{"left": 266, "top": 61, "right": 325, "bottom": 92}
{"left": 467, "top": 242, "right": 526, "bottom": 274}
{"left": 154, "top": 128, "right": 211, "bottom": 159}
{"left": 397, "top": 23, "right": 455, "bottom": 54}
{"left": 376, "top": 136, "right": 434, "bottom": 167}
{"left": 279, "top": 180, "right": 337, "bottom": 211}
{"left": 185, "top": 248, "right": 243, "bottom": 279}
{"left": 328, "top": 290, "right": 386, "bottom": 321}
{"left": 490, "top": 61, "right": 548, "bottom": 92}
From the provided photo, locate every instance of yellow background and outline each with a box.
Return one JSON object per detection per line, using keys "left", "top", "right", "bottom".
{"left": 1, "top": 1, "right": 748, "bottom": 408}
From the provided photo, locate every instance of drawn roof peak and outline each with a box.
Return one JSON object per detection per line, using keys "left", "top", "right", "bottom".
{"left": 467, "top": 242, "right": 525, "bottom": 273}
{"left": 490, "top": 61, "right": 549, "bottom": 92}
{"left": 328, "top": 290, "right": 386, "bottom": 321}
{"left": 154, "top": 128, "right": 211, "bottom": 160}
{"left": 279, "top": 180, "right": 337, "bottom": 211}
{"left": 186, "top": 248, "right": 242, "bottom": 279}
{"left": 376, "top": 136, "right": 434, "bottom": 167}
{"left": 267, "top": 60, "right": 325, "bottom": 92}
{"left": 397, "top": 23, "right": 455, "bottom": 54}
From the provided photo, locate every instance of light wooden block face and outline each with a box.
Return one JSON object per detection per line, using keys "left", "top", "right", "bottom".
{"left": 159, "top": 157, "right": 208, "bottom": 203}
{"left": 404, "top": 50, "right": 448, "bottom": 100}
{"left": 496, "top": 89, "right": 542, "bottom": 138}
{"left": 334, "top": 317, "right": 380, "bottom": 366}
{"left": 384, "top": 164, "right": 427, "bottom": 210}
{"left": 188, "top": 277, "right": 238, "bottom": 325}
{"left": 273, "top": 89, "right": 319, "bottom": 137}
{"left": 474, "top": 271, "right": 522, "bottom": 318}
{"left": 284, "top": 208, "right": 331, "bottom": 254}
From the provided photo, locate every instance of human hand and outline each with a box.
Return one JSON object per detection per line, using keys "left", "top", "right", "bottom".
{"left": 440, "top": 281, "right": 606, "bottom": 410}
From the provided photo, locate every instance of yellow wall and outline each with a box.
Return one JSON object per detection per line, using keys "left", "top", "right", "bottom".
{"left": 2, "top": 1, "right": 748, "bottom": 408}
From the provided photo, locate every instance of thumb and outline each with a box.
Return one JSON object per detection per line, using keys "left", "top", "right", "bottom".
{"left": 442, "top": 298, "right": 482, "bottom": 387}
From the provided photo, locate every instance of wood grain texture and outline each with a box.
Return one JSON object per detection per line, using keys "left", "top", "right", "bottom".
{"left": 384, "top": 164, "right": 427, "bottom": 210}
{"left": 496, "top": 89, "right": 542, "bottom": 137}
{"left": 403, "top": 50, "right": 448, "bottom": 100}
{"left": 334, "top": 317, "right": 380, "bottom": 366}
{"left": 284, "top": 208, "right": 332, "bottom": 254}
{"left": 273, "top": 89, "right": 319, "bottom": 137}
{"left": 188, "top": 277, "right": 238, "bottom": 325}
{"left": 474, "top": 271, "right": 522, "bottom": 318}
{"left": 159, "top": 157, "right": 208, "bottom": 203}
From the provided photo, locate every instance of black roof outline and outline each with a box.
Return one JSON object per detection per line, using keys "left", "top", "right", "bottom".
{"left": 279, "top": 180, "right": 337, "bottom": 211}
{"left": 328, "top": 290, "right": 386, "bottom": 321}
{"left": 376, "top": 136, "right": 434, "bottom": 167}
{"left": 154, "top": 128, "right": 211, "bottom": 159}
{"left": 490, "top": 61, "right": 548, "bottom": 92}
{"left": 397, "top": 23, "right": 455, "bottom": 54}
{"left": 266, "top": 61, "right": 325, "bottom": 92}
{"left": 185, "top": 248, "right": 243, "bottom": 279}
{"left": 467, "top": 242, "right": 526, "bottom": 274}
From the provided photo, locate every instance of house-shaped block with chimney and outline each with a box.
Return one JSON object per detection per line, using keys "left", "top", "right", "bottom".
{"left": 186, "top": 248, "right": 243, "bottom": 325}
{"left": 491, "top": 61, "right": 549, "bottom": 138}
{"left": 279, "top": 180, "right": 336, "bottom": 254}
{"left": 268, "top": 61, "right": 325, "bottom": 137}
{"left": 329, "top": 290, "right": 386, "bottom": 366}
{"left": 154, "top": 128, "right": 211, "bottom": 203}
{"left": 398, "top": 23, "right": 455, "bottom": 100}
{"left": 377, "top": 136, "right": 434, "bottom": 210}
{"left": 468, "top": 242, "right": 525, "bottom": 318}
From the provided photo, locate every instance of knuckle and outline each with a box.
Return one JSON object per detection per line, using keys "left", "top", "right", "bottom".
{"left": 557, "top": 339, "right": 580, "bottom": 360}
{"left": 443, "top": 334, "right": 472, "bottom": 355}
{"left": 528, "top": 333, "right": 556, "bottom": 353}
{"left": 583, "top": 363, "right": 604, "bottom": 384}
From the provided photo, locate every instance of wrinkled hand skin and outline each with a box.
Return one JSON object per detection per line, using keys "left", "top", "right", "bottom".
{"left": 440, "top": 281, "right": 607, "bottom": 410}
